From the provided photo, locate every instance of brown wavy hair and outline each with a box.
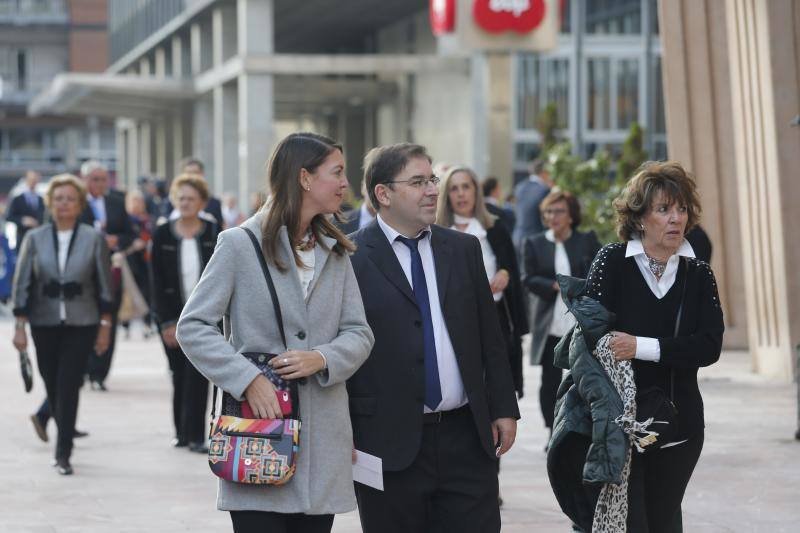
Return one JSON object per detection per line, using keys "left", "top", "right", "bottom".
{"left": 436, "top": 166, "right": 497, "bottom": 230}
{"left": 614, "top": 160, "right": 702, "bottom": 241}
{"left": 261, "top": 132, "right": 355, "bottom": 271}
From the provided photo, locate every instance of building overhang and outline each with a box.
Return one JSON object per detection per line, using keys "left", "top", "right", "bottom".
{"left": 28, "top": 73, "right": 196, "bottom": 120}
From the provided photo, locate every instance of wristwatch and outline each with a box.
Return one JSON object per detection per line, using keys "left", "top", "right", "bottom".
{"left": 15, "top": 321, "right": 26, "bottom": 330}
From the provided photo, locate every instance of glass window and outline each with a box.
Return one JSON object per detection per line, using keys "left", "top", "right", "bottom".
{"left": 586, "top": 0, "right": 641, "bottom": 34}
{"left": 517, "top": 55, "right": 540, "bottom": 130}
{"left": 616, "top": 58, "right": 639, "bottom": 129}
{"left": 561, "top": 0, "right": 572, "bottom": 33}
{"left": 517, "top": 56, "right": 570, "bottom": 131}
{"left": 654, "top": 56, "right": 666, "bottom": 133}
{"left": 16, "top": 50, "right": 27, "bottom": 91}
{"left": 587, "top": 58, "right": 611, "bottom": 130}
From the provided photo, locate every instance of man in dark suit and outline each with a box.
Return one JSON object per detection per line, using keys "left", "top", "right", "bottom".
{"left": 512, "top": 158, "right": 552, "bottom": 250}
{"left": 348, "top": 143, "right": 520, "bottom": 533}
{"left": 79, "top": 160, "right": 136, "bottom": 391}
{"left": 482, "top": 176, "right": 516, "bottom": 235}
{"left": 338, "top": 179, "right": 376, "bottom": 234}
{"left": 6, "top": 170, "right": 45, "bottom": 247}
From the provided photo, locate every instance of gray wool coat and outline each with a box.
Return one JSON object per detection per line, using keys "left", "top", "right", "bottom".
{"left": 176, "top": 214, "right": 374, "bottom": 514}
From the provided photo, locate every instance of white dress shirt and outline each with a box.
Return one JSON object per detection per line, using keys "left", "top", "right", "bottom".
{"left": 87, "top": 194, "right": 106, "bottom": 231}
{"left": 625, "top": 237, "right": 696, "bottom": 362}
{"left": 180, "top": 238, "right": 201, "bottom": 302}
{"left": 296, "top": 245, "right": 315, "bottom": 299}
{"left": 57, "top": 229, "right": 73, "bottom": 321}
{"left": 545, "top": 229, "right": 576, "bottom": 337}
{"left": 452, "top": 215, "right": 501, "bottom": 302}
{"left": 377, "top": 214, "right": 467, "bottom": 412}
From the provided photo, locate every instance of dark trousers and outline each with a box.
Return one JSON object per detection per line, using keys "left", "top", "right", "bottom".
{"left": 539, "top": 335, "right": 563, "bottom": 429}
{"left": 87, "top": 281, "right": 121, "bottom": 382}
{"left": 355, "top": 406, "right": 500, "bottom": 533}
{"left": 163, "top": 341, "right": 209, "bottom": 444}
{"left": 625, "top": 434, "right": 704, "bottom": 532}
{"left": 229, "top": 511, "right": 333, "bottom": 533}
{"left": 31, "top": 325, "right": 96, "bottom": 460}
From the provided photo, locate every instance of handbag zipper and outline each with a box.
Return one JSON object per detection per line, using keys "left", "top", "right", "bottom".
{"left": 223, "top": 431, "right": 283, "bottom": 439}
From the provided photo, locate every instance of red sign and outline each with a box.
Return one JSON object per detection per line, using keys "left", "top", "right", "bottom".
{"left": 472, "top": 0, "right": 547, "bottom": 34}
{"left": 430, "top": 0, "right": 456, "bottom": 35}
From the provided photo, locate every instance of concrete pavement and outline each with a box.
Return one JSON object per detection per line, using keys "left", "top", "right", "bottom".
{"left": 1, "top": 321, "right": 798, "bottom": 532}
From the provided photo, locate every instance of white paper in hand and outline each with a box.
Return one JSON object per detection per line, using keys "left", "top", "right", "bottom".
{"left": 352, "top": 450, "right": 383, "bottom": 491}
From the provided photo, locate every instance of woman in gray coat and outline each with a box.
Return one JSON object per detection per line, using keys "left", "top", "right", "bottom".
{"left": 11, "top": 174, "right": 113, "bottom": 475}
{"left": 176, "top": 132, "right": 374, "bottom": 533}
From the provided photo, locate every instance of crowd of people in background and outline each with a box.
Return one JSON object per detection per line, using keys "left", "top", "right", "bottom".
{"left": 2, "top": 137, "right": 722, "bottom": 532}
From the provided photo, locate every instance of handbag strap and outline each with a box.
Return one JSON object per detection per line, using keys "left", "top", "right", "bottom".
{"left": 210, "top": 226, "right": 290, "bottom": 423}
{"left": 670, "top": 257, "right": 689, "bottom": 399}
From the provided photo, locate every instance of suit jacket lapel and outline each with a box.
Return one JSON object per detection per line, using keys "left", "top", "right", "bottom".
{"left": 563, "top": 233, "right": 581, "bottom": 274}
{"left": 430, "top": 226, "right": 453, "bottom": 308}
{"left": 306, "top": 232, "right": 336, "bottom": 301}
{"left": 364, "top": 222, "right": 417, "bottom": 306}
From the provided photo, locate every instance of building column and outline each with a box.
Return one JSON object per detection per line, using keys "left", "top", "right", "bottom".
{"left": 139, "top": 120, "right": 152, "bottom": 177}
{"left": 155, "top": 119, "right": 168, "bottom": 179}
{"left": 192, "top": 95, "right": 214, "bottom": 178}
{"left": 659, "top": 0, "right": 748, "bottom": 351}
{"left": 172, "top": 109, "right": 186, "bottom": 176}
{"left": 125, "top": 120, "right": 139, "bottom": 191}
{"left": 237, "top": 0, "right": 275, "bottom": 209}
{"left": 724, "top": 0, "right": 800, "bottom": 379}
{"left": 115, "top": 119, "right": 127, "bottom": 186}
{"left": 213, "top": 83, "right": 238, "bottom": 198}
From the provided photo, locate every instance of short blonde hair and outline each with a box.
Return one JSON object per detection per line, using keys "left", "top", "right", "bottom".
{"left": 614, "top": 161, "right": 702, "bottom": 241}
{"left": 436, "top": 166, "right": 497, "bottom": 230}
{"left": 169, "top": 173, "right": 210, "bottom": 204}
{"left": 45, "top": 174, "right": 87, "bottom": 211}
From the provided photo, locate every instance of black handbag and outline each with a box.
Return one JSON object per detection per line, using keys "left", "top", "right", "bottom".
{"left": 634, "top": 258, "right": 687, "bottom": 451}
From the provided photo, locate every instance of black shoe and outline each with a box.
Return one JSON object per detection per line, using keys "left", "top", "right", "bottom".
{"left": 171, "top": 437, "right": 189, "bottom": 448}
{"left": 188, "top": 441, "right": 209, "bottom": 454}
{"left": 55, "top": 458, "right": 73, "bottom": 475}
{"left": 30, "top": 414, "right": 48, "bottom": 442}
{"left": 74, "top": 429, "right": 89, "bottom": 438}
{"left": 90, "top": 380, "right": 108, "bottom": 392}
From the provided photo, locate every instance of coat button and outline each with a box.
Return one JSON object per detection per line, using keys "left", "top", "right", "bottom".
{"left": 296, "top": 331, "right": 306, "bottom": 340}
{"left": 258, "top": 354, "right": 266, "bottom": 363}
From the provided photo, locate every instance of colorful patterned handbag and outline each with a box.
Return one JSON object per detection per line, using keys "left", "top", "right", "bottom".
{"left": 207, "top": 227, "right": 302, "bottom": 485}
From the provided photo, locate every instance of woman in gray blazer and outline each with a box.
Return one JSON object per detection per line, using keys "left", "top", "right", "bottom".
{"left": 177, "top": 132, "right": 374, "bottom": 533}
{"left": 11, "top": 174, "right": 113, "bottom": 475}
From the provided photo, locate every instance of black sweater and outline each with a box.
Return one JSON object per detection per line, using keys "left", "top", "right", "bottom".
{"left": 150, "top": 220, "right": 218, "bottom": 328}
{"left": 584, "top": 242, "right": 724, "bottom": 439}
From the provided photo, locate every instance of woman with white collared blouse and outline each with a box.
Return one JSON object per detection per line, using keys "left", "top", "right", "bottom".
{"left": 522, "top": 190, "right": 600, "bottom": 437}
{"left": 585, "top": 161, "right": 724, "bottom": 532}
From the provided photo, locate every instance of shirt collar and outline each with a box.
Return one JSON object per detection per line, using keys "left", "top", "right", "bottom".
{"left": 360, "top": 203, "right": 375, "bottom": 223}
{"left": 625, "top": 236, "right": 696, "bottom": 259}
{"left": 377, "top": 213, "right": 430, "bottom": 244}
{"left": 529, "top": 174, "right": 544, "bottom": 184}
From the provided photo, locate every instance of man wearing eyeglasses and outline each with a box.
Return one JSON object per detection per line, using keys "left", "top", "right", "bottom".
{"left": 347, "top": 143, "right": 520, "bottom": 533}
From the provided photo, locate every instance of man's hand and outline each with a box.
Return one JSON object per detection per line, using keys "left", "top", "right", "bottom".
{"left": 491, "top": 417, "right": 517, "bottom": 457}
{"left": 489, "top": 269, "right": 510, "bottom": 294}
{"left": 270, "top": 350, "right": 325, "bottom": 379}
{"left": 244, "top": 374, "right": 282, "bottom": 419}
{"left": 94, "top": 325, "right": 110, "bottom": 355}
{"left": 21, "top": 216, "right": 39, "bottom": 228}
{"left": 161, "top": 325, "right": 179, "bottom": 348}
{"left": 105, "top": 234, "right": 119, "bottom": 250}
{"left": 13, "top": 328, "right": 27, "bottom": 352}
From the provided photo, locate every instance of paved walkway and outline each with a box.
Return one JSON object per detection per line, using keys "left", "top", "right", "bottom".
{"left": 1, "top": 321, "right": 798, "bottom": 532}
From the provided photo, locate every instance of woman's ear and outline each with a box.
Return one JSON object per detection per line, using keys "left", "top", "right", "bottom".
{"left": 298, "top": 168, "right": 311, "bottom": 192}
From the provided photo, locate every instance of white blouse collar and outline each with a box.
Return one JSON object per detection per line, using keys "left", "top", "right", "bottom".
{"left": 625, "top": 236, "right": 696, "bottom": 259}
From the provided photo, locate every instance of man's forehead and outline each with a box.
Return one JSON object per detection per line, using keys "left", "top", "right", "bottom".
{"left": 397, "top": 156, "right": 432, "bottom": 177}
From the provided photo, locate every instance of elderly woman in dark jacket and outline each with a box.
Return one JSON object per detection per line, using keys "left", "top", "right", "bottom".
{"left": 436, "top": 166, "right": 528, "bottom": 396}
{"left": 151, "top": 173, "right": 219, "bottom": 452}
{"left": 523, "top": 190, "right": 600, "bottom": 434}
{"left": 11, "top": 174, "right": 112, "bottom": 475}
{"left": 584, "top": 161, "right": 724, "bottom": 531}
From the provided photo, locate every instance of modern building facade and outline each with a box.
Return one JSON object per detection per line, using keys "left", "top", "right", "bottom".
{"left": 513, "top": 0, "right": 665, "bottom": 172}
{"left": 0, "top": 0, "right": 115, "bottom": 193}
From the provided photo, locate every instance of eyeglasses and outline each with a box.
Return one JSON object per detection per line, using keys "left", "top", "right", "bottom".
{"left": 543, "top": 208, "right": 568, "bottom": 216}
{"left": 387, "top": 175, "right": 441, "bottom": 189}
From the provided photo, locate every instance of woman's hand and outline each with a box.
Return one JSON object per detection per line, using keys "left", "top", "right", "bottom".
{"left": 94, "top": 324, "right": 110, "bottom": 355}
{"left": 13, "top": 327, "right": 27, "bottom": 352}
{"left": 490, "top": 269, "right": 510, "bottom": 294}
{"left": 161, "top": 325, "right": 179, "bottom": 348}
{"left": 244, "top": 374, "right": 283, "bottom": 419}
{"left": 609, "top": 331, "right": 636, "bottom": 361}
{"left": 270, "top": 350, "right": 325, "bottom": 380}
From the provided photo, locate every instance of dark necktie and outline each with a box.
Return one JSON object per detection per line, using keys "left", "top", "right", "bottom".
{"left": 396, "top": 232, "right": 442, "bottom": 410}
